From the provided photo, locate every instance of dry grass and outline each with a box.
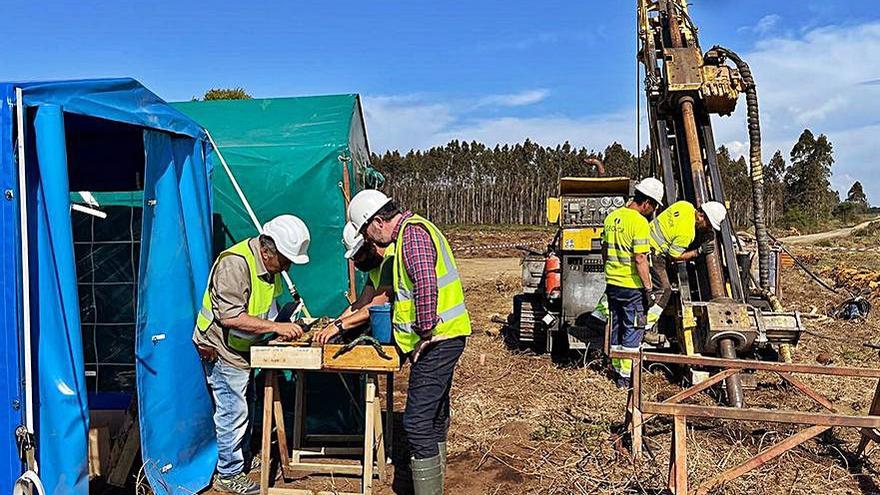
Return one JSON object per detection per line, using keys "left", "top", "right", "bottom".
{"left": 443, "top": 248, "right": 880, "bottom": 494}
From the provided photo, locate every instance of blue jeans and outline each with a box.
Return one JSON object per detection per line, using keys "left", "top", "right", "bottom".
{"left": 204, "top": 359, "right": 255, "bottom": 477}
{"left": 606, "top": 284, "right": 646, "bottom": 377}
{"left": 403, "top": 337, "right": 465, "bottom": 459}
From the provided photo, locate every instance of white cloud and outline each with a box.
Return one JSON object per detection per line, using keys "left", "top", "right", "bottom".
{"left": 363, "top": 93, "right": 639, "bottom": 154}
{"left": 713, "top": 22, "right": 880, "bottom": 204}
{"left": 740, "top": 14, "right": 781, "bottom": 35}
{"left": 475, "top": 89, "right": 550, "bottom": 108}
{"left": 364, "top": 21, "right": 880, "bottom": 205}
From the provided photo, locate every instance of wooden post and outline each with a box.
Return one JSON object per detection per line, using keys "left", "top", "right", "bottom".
{"left": 272, "top": 372, "right": 291, "bottom": 478}
{"left": 672, "top": 415, "right": 687, "bottom": 494}
{"left": 261, "top": 371, "right": 275, "bottom": 495}
{"left": 857, "top": 379, "right": 880, "bottom": 456}
{"left": 362, "top": 374, "right": 376, "bottom": 495}
{"left": 631, "top": 353, "right": 643, "bottom": 459}
{"left": 374, "top": 387, "right": 387, "bottom": 483}
{"left": 385, "top": 373, "right": 394, "bottom": 465}
{"left": 292, "top": 371, "right": 305, "bottom": 464}
{"left": 341, "top": 159, "right": 356, "bottom": 303}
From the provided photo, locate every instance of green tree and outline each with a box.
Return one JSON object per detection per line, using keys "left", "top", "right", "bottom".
{"left": 716, "top": 146, "right": 751, "bottom": 229}
{"left": 784, "top": 129, "right": 837, "bottom": 229}
{"left": 846, "top": 181, "right": 869, "bottom": 211}
{"left": 763, "top": 150, "right": 786, "bottom": 228}
{"left": 202, "top": 87, "right": 252, "bottom": 100}
{"left": 602, "top": 142, "right": 636, "bottom": 177}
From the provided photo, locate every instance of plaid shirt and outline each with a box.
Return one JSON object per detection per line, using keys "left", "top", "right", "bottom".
{"left": 393, "top": 211, "right": 440, "bottom": 339}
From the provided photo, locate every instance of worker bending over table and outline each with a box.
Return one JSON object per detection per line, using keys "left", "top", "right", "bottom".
{"left": 314, "top": 221, "right": 395, "bottom": 344}
{"left": 349, "top": 189, "right": 472, "bottom": 495}
{"left": 193, "top": 215, "right": 311, "bottom": 495}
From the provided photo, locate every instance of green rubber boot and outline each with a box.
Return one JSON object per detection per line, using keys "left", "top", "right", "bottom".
{"left": 438, "top": 442, "right": 447, "bottom": 492}
{"left": 411, "top": 455, "right": 443, "bottom": 495}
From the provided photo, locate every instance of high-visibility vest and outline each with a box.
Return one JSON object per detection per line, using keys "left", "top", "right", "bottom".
{"left": 391, "top": 216, "right": 471, "bottom": 353}
{"left": 649, "top": 200, "right": 697, "bottom": 258}
{"left": 367, "top": 243, "right": 395, "bottom": 288}
{"left": 602, "top": 206, "right": 651, "bottom": 289}
{"left": 196, "top": 239, "right": 283, "bottom": 352}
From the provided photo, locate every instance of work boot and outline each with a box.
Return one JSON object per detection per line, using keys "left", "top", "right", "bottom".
{"left": 212, "top": 472, "right": 260, "bottom": 495}
{"left": 411, "top": 455, "right": 443, "bottom": 495}
{"left": 438, "top": 442, "right": 447, "bottom": 491}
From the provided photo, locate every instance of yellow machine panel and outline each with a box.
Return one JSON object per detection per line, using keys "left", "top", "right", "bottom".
{"left": 561, "top": 228, "right": 602, "bottom": 252}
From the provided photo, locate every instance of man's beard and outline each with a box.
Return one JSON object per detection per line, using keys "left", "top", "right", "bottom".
{"left": 354, "top": 251, "right": 384, "bottom": 272}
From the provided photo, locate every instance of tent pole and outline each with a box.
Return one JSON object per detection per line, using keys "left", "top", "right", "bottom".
{"left": 15, "top": 88, "right": 34, "bottom": 436}
{"left": 14, "top": 89, "right": 46, "bottom": 495}
{"left": 204, "top": 130, "right": 311, "bottom": 318}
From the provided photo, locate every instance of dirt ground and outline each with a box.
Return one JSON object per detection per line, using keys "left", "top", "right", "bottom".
{"left": 213, "top": 227, "right": 880, "bottom": 495}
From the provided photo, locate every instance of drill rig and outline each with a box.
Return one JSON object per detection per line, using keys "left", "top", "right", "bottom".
{"left": 637, "top": 0, "right": 804, "bottom": 406}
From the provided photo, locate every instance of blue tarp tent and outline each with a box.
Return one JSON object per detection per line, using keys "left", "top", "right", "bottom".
{"left": 0, "top": 79, "right": 217, "bottom": 495}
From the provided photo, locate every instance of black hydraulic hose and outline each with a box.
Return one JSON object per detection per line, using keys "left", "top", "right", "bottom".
{"left": 712, "top": 45, "right": 771, "bottom": 291}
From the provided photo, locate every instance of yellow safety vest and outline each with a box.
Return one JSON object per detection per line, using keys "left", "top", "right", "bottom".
{"left": 367, "top": 243, "right": 395, "bottom": 288}
{"left": 392, "top": 216, "right": 471, "bottom": 353}
{"left": 196, "top": 239, "right": 283, "bottom": 352}
{"left": 650, "top": 200, "right": 697, "bottom": 258}
{"left": 603, "top": 206, "right": 651, "bottom": 289}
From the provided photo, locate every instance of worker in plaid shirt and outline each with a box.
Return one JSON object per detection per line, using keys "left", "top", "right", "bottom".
{"left": 349, "top": 189, "right": 471, "bottom": 495}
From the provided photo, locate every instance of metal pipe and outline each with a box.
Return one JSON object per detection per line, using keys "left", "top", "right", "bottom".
{"left": 680, "top": 96, "right": 745, "bottom": 407}
{"left": 679, "top": 97, "right": 725, "bottom": 297}
{"left": 718, "top": 339, "right": 744, "bottom": 408}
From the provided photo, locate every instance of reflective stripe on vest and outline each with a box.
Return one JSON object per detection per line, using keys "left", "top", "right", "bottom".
{"left": 196, "top": 239, "right": 283, "bottom": 352}
{"left": 391, "top": 215, "right": 471, "bottom": 353}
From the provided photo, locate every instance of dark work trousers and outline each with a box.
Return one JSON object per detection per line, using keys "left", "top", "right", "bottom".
{"left": 649, "top": 253, "right": 673, "bottom": 309}
{"left": 606, "top": 284, "right": 647, "bottom": 351}
{"left": 403, "top": 336, "right": 466, "bottom": 459}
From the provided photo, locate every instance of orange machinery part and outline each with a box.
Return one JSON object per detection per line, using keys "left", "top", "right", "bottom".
{"left": 544, "top": 253, "right": 562, "bottom": 297}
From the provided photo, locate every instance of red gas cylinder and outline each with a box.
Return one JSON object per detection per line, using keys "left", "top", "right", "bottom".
{"left": 544, "top": 253, "right": 562, "bottom": 299}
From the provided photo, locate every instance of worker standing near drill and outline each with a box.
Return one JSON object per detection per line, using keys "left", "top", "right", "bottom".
{"left": 193, "top": 215, "right": 311, "bottom": 495}
{"left": 603, "top": 178, "right": 664, "bottom": 389}
{"left": 646, "top": 200, "right": 728, "bottom": 331}
{"left": 314, "top": 221, "right": 395, "bottom": 344}
{"left": 349, "top": 189, "right": 471, "bottom": 495}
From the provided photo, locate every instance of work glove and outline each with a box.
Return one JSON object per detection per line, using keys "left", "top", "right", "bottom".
{"left": 593, "top": 294, "right": 609, "bottom": 323}
{"left": 645, "top": 304, "right": 664, "bottom": 330}
{"left": 696, "top": 239, "right": 716, "bottom": 257}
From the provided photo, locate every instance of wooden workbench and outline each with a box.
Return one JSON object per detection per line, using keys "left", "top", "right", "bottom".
{"left": 253, "top": 343, "right": 400, "bottom": 495}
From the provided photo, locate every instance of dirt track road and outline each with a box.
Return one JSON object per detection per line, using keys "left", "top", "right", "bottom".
{"left": 779, "top": 217, "right": 879, "bottom": 245}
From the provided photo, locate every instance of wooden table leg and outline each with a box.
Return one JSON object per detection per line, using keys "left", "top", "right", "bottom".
{"left": 362, "top": 374, "right": 376, "bottom": 495}
{"left": 374, "top": 394, "right": 387, "bottom": 483}
{"left": 385, "top": 372, "right": 394, "bottom": 465}
{"left": 292, "top": 371, "right": 305, "bottom": 464}
{"left": 272, "top": 372, "right": 291, "bottom": 479}
{"left": 261, "top": 370, "right": 275, "bottom": 495}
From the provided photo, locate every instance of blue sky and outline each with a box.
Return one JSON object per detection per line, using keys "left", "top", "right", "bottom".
{"left": 3, "top": 1, "right": 879, "bottom": 203}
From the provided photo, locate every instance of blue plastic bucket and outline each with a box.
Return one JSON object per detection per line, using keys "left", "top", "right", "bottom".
{"left": 369, "top": 303, "right": 393, "bottom": 344}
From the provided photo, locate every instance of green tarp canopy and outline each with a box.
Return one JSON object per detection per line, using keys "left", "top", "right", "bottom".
{"left": 173, "top": 95, "right": 373, "bottom": 318}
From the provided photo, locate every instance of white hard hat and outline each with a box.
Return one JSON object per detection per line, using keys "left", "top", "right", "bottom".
{"left": 262, "top": 215, "right": 311, "bottom": 264}
{"left": 700, "top": 201, "right": 728, "bottom": 231}
{"left": 348, "top": 189, "right": 392, "bottom": 232}
{"left": 634, "top": 177, "right": 665, "bottom": 205}
{"left": 342, "top": 221, "right": 365, "bottom": 259}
